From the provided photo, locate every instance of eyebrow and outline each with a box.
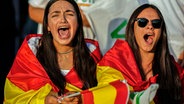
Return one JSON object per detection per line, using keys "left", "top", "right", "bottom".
{"left": 65, "top": 9, "right": 76, "bottom": 13}
{"left": 50, "top": 9, "right": 75, "bottom": 14}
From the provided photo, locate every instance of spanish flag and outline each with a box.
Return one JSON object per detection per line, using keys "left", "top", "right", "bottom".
{"left": 4, "top": 34, "right": 102, "bottom": 104}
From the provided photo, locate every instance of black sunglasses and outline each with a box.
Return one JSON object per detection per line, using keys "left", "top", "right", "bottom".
{"left": 135, "top": 18, "right": 162, "bottom": 29}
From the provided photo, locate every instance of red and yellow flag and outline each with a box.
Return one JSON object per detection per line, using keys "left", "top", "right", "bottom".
{"left": 82, "top": 80, "right": 129, "bottom": 104}
{"left": 4, "top": 34, "right": 102, "bottom": 104}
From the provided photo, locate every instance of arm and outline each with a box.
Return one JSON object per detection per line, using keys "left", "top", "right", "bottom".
{"left": 28, "top": 4, "right": 44, "bottom": 24}
{"left": 29, "top": 3, "right": 90, "bottom": 28}
{"left": 79, "top": 8, "right": 90, "bottom": 27}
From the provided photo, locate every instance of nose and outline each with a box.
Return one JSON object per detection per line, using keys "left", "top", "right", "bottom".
{"left": 146, "top": 21, "right": 154, "bottom": 30}
{"left": 61, "top": 18, "right": 66, "bottom": 23}
{"left": 61, "top": 12, "right": 67, "bottom": 23}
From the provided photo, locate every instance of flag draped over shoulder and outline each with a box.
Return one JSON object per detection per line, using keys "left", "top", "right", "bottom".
{"left": 96, "top": 39, "right": 184, "bottom": 103}
{"left": 95, "top": 39, "right": 159, "bottom": 104}
{"left": 4, "top": 34, "right": 102, "bottom": 104}
{"left": 97, "top": 39, "right": 158, "bottom": 91}
{"left": 4, "top": 34, "right": 57, "bottom": 104}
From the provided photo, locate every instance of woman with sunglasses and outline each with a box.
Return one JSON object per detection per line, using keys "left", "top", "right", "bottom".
{"left": 97, "top": 4, "right": 184, "bottom": 104}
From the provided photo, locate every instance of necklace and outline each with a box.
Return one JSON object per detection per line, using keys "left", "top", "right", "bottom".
{"left": 57, "top": 49, "right": 73, "bottom": 54}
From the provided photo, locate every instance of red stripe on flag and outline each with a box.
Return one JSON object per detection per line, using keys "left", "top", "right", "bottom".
{"left": 110, "top": 80, "right": 129, "bottom": 104}
{"left": 81, "top": 89, "right": 94, "bottom": 104}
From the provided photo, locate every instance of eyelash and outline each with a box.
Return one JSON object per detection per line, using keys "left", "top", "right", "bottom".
{"left": 51, "top": 13, "right": 74, "bottom": 18}
{"left": 51, "top": 15, "right": 58, "bottom": 18}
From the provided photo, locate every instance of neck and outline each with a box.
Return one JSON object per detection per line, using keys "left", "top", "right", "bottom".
{"left": 140, "top": 51, "right": 154, "bottom": 80}
{"left": 57, "top": 48, "right": 73, "bottom": 54}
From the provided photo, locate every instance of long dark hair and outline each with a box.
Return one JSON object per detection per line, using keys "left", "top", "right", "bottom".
{"left": 36, "top": 0, "right": 97, "bottom": 95}
{"left": 125, "top": 4, "right": 182, "bottom": 104}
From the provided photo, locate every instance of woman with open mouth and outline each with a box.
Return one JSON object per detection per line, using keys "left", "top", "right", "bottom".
{"left": 97, "top": 4, "right": 184, "bottom": 104}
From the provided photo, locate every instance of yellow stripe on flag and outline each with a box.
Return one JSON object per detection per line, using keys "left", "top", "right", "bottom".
{"left": 93, "top": 83, "right": 117, "bottom": 104}
{"left": 65, "top": 83, "right": 82, "bottom": 92}
{"left": 97, "top": 65, "right": 133, "bottom": 91}
{"left": 4, "top": 79, "right": 52, "bottom": 104}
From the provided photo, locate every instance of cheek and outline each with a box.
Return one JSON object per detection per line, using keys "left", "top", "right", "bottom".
{"left": 47, "top": 19, "right": 56, "bottom": 31}
{"left": 134, "top": 25, "right": 143, "bottom": 39}
{"left": 73, "top": 22, "right": 78, "bottom": 31}
{"left": 134, "top": 22, "right": 142, "bottom": 34}
{"left": 70, "top": 18, "right": 78, "bottom": 31}
{"left": 47, "top": 19, "right": 52, "bottom": 31}
{"left": 155, "top": 30, "right": 161, "bottom": 41}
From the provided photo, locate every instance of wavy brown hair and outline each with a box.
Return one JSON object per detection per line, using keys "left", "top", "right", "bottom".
{"left": 125, "top": 4, "right": 182, "bottom": 104}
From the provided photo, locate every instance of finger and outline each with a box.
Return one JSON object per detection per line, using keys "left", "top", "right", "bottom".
{"left": 45, "top": 95, "right": 58, "bottom": 104}
{"left": 72, "top": 97, "right": 79, "bottom": 102}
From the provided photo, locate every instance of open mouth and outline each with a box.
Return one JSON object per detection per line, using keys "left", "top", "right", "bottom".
{"left": 143, "top": 34, "right": 153, "bottom": 44}
{"left": 58, "top": 26, "right": 69, "bottom": 31}
{"left": 58, "top": 27, "right": 69, "bottom": 38}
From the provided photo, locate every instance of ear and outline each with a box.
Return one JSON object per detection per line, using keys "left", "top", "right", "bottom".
{"left": 47, "top": 26, "right": 51, "bottom": 31}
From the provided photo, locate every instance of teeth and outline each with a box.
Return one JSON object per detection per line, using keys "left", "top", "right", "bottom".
{"left": 60, "top": 26, "right": 67, "bottom": 28}
{"left": 59, "top": 27, "right": 68, "bottom": 31}
{"left": 60, "top": 27, "right": 67, "bottom": 29}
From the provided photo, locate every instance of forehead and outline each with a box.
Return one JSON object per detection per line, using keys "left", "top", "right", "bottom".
{"left": 49, "top": 0, "right": 75, "bottom": 11}
{"left": 137, "top": 7, "right": 160, "bottom": 19}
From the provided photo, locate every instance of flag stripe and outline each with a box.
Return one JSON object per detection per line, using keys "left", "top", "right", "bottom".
{"left": 110, "top": 80, "right": 129, "bottom": 104}
{"left": 81, "top": 90, "right": 94, "bottom": 104}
